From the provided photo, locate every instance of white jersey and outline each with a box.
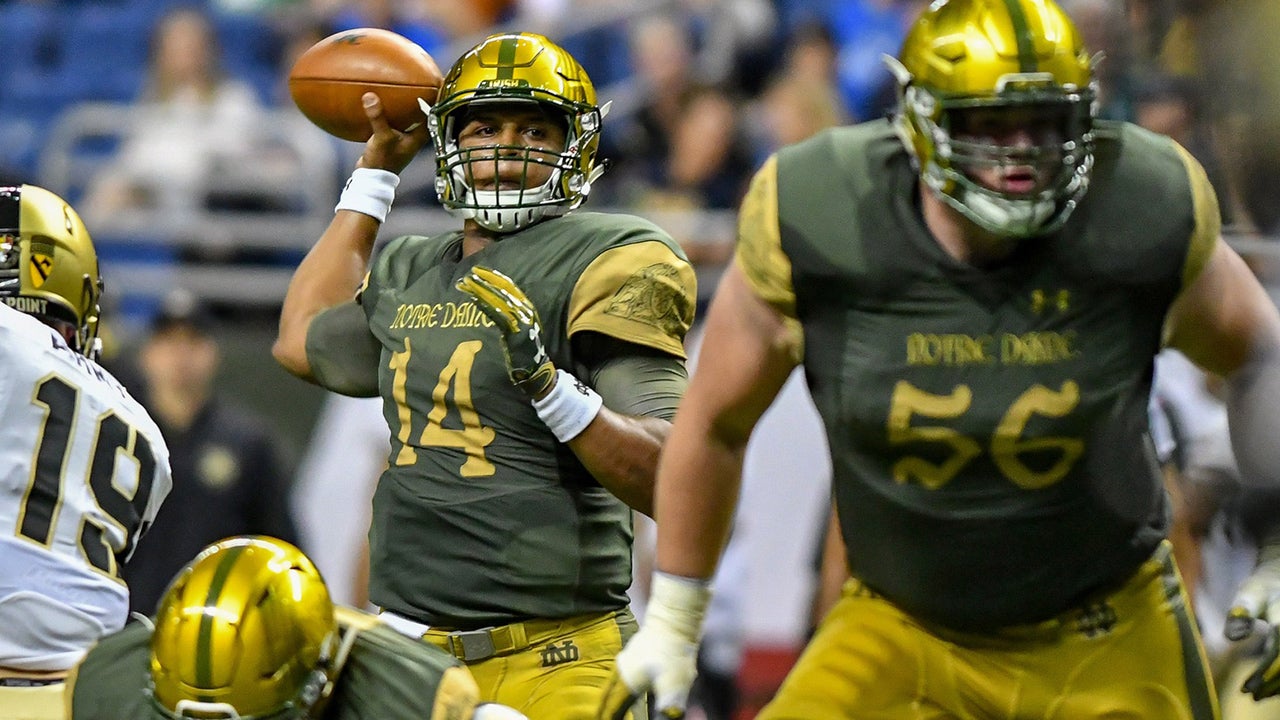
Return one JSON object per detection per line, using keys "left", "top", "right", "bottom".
{"left": 0, "top": 303, "right": 172, "bottom": 670}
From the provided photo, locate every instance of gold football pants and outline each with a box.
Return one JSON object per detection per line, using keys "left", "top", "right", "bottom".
{"left": 0, "top": 675, "right": 65, "bottom": 720}
{"left": 418, "top": 608, "right": 645, "bottom": 720}
{"left": 761, "top": 541, "right": 1220, "bottom": 719}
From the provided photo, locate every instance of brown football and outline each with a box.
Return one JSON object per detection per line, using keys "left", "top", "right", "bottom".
{"left": 288, "top": 28, "right": 444, "bottom": 142}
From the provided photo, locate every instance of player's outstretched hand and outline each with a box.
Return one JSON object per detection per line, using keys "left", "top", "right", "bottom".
{"left": 596, "top": 573, "right": 712, "bottom": 720}
{"left": 1226, "top": 545, "right": 1280, "bottom": 700}
{"left": 456, "top": 266, "right": 557, "bottom": 399}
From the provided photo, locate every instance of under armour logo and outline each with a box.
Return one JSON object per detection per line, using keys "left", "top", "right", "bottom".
{"left": 528, "top": 325, "right": 549, "bottom": 364}
{"left": 573, "top": 377, "right": 590, "bottom": 396}
{"left": 540, "top": 640, "right": 579, "bottom": 667}
{"left": 1031, "top": 288, "right": 1071, "bottom": 314}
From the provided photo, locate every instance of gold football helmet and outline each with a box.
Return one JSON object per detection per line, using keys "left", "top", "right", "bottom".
{"left": 427, "top": 32, "right": 606, "bottom": 233}
{"left": 0, "top": 184, "right": 102, "bottom": 356}
{"left": 149, "top": 536, "right": 340, "bottom": 720}
{"left": 891, "top": 0, "right": 1096, "bottom": 237}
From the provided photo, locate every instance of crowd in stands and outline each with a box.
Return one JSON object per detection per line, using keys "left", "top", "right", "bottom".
{"left": 5, "top": 0, "right": 1279, "bottom": 259}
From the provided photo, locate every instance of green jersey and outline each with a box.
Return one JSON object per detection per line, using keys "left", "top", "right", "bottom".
{"left": 352, "top": 211, "right": 694, "bottom": 628}
{"left": 67, "top": 608, "right": 485, "bottom": 720}
{"left": 737, "top": 119, "right": 1220, "bottom": 632}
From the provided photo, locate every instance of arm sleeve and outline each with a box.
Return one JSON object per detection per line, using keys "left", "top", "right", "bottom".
{"left": 571, "top": 331, "right": 688, "bottom": 420}
{"left": 588, "top": 353, "right": 688, "bottom": 421}
{"left": 304, "top": 301, "right": 381, "bottom": 397}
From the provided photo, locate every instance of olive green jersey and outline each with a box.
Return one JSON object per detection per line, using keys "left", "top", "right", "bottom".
{"left": 66, "top": 607, "right": 484, "bottom": 720}
{"left": 352, "top": 211, "right": 694, "bottom": 628}
{"left": 737, "top": 119, "right": 1219, "bottom": 632}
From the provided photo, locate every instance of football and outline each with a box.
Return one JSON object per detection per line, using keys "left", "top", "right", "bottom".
{"left": 288, "top": 28, "right": 444, "bottom": 142}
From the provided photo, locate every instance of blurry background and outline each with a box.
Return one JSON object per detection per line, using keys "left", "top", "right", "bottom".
{"left": 3, "top": 0, "right": 1279, "bottom": 717}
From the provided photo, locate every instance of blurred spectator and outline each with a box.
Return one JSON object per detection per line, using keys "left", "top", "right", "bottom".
{"left": 603, "top": 12, "right": 753, "bottom": 210}
{"left": 740, "top": 20, "right": 850, "bottom": 178}
{"left": 782, "top": 0, "right": 920, "bottom": 122}
{"left": 1126, "top": 0, "right": 1179, "bottom": 69}
{"left": 1060, "top": 0, "right": 1139, "bottom": 122}
{"left": 1198, "top": 0, "right": 1280, "bottom": 236}
{"left": 1131, "top": 72, "right": 1236, "bottom": 227}
{"left": 777, "top": 19, "right": 841, "bottom": 89}
{"left": 120, "top": 289, "right": 298, "bottom": 616}
{"left": 207, "top": 17, "right": 348, "bottom": 214}
{"left": 683, "top": 0, "right": 778, "bottom": 97}
{"left": 643, "top": 84, "right": 751, "bottom": 211}
{"left": 291, "top": 392, "right": 389, "bottom": 608}
{"left": 312, "top": 0, "right": 510, "bottom": 57}
{"left": 598, "top": 12, "right": 699, "bottom": 205}
{"left": 80, "top": 6, "right": 267, "bottom": 220}
{"left": 757, "top": 76, "right": 847, "bottom": 152}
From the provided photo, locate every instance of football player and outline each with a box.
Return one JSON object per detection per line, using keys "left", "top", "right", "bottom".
{"left": 599, "top": 1, "right": 1280, "bottom": 718}
{"left": 0, "top": 184, "right": 172, "bottom": 720}
{"left": 66, "top": 535, "right": 529, "bottom": 720}
{"left": 274, "top": 32, "right": 695, "bottom": 719}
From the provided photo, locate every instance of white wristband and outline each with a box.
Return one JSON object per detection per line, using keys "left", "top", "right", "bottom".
{"left": 647, "top": 572, "right": 712, "bottom": 643}
{"left": 532, "top": 369, "right": 603, "bottom": 443}
{"left": 335, "top": 168, "right": 400, "bottom": 222}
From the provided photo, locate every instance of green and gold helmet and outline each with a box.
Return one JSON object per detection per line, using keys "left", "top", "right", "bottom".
{"left": 427, "top": 32, "right": 606, "bottom": 233}
{"left": 891, "top": 0, "right": 1096, "bottom": 237}
{"left": 0, "top": 184, "right": 102, "bottom": 357}
{"left": 149, "top": 536, "right": 340, "bottom": 720}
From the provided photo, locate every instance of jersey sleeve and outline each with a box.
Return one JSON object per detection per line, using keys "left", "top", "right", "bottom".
{"left": 1173, "top": 142, "right": 1221, "bottom": 290}
{"left": 733, "top": 156, "right": 797, "bottom": 319}
{"left": 304, "top": 237, "right": 399, "bottom": 397}
{"left": 566, "top": 240, "right": 696, "bottom": 359}
{"left": 732, "top": 155, "right": 804, "bottom": 363}
{"left": 304, "top": 302, "right": 382, "bottom": 397}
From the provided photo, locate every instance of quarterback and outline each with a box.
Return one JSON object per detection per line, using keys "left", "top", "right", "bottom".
{"left": 66, "top": 536, "right": 529, "bottom": 720}
{"left": 601, "top": 1, "right": 1280, "bottom": 719}
{"left": 0, "top": 184, "right": 172, "bottom": 720}
{"left": 274, "top": 32, "right": 694, "bottom": 719}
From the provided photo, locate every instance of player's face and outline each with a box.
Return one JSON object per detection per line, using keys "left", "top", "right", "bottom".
{"left": 455, "top": 104, "right": 568, "bottom": 191}
{"left": 949, "top": 105, "right": 1068, "bottom": 196}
